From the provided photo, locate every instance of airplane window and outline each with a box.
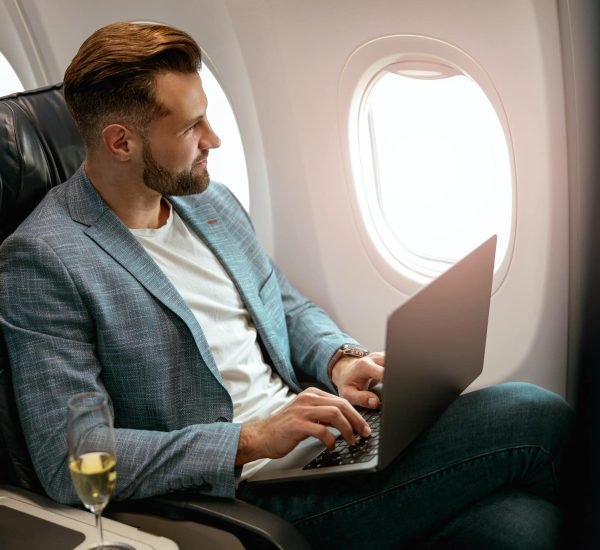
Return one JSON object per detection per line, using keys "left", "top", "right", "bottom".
{"left": 0, "top": 52, "right": 24, "bottom": 97}
{"left": 357, "top": 64, "right": 512, "bottom": 278}
{"left": 200, "top": 65, "right": 250, "bottom": 211}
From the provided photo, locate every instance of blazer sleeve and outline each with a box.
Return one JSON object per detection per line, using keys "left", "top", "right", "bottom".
{"left": 273, "top": 262, "right": 362, "bottom": 391}
{"left": 0, "top": 234, "right": 241, "bottom": 505}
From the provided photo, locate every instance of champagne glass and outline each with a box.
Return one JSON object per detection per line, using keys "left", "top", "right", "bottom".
{"left": 67, "top": 392, "right": 117, "bottom": 549}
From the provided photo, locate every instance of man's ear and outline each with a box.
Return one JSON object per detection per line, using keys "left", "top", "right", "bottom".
{"left": 101, "top": 124, "right": 139, "bottom": 161}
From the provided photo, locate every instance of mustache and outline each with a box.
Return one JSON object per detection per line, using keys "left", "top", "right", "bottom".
{"left": 194, "top": 152, "right": 209, "bottom": 164}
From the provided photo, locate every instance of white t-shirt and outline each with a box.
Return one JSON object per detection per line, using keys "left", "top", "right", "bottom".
{"left": 131, "top": 202, "right": 295, "bottom": 479}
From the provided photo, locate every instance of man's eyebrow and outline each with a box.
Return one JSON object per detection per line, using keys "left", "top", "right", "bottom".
{"left": 186, "top": 114, "right": 205, "bottom": 125}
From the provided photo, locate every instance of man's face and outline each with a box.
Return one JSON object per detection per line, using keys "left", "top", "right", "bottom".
{"left": 140, "top": 71, "right": 220, "bottom": 196}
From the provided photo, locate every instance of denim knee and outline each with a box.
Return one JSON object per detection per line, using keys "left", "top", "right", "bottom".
{"left": 477, "top": 382, "right": 573, "bottom": 455}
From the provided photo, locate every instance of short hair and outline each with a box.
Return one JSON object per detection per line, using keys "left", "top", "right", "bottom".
{"left": 63, "top": 22, "right": 201, "bottom": 147}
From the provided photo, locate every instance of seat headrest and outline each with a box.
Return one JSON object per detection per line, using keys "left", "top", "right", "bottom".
{"left": 0, "top": 84, "right": 85, "bottom": 243}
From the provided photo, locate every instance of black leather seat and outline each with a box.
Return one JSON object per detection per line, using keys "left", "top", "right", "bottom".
{"left": 0, "top": 84, "right": 310, "bottom": 550}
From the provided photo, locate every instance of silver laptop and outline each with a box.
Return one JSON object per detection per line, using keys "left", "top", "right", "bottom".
{"left": 249, "top": 235, "right": 497, "bottom": 484}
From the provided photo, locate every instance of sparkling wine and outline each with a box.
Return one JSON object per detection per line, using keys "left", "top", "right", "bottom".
{"left": 69, "top": 451, "right": 116, "bottom": 511}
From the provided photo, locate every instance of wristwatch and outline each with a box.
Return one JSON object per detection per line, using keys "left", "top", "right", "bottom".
{"left": 327, "top": 343, "right": 369, "bottom": 380}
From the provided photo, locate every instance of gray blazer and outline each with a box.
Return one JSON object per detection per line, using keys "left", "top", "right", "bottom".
{"left": 0, "top": 167, "right": 357, "bottom": 504}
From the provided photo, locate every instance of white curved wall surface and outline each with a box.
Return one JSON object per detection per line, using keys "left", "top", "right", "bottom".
{"left": 231, "top": 0, "right": 569, "bottom": 395}
{"left": 1, "top": 0, "right": 583, "bottom": 397}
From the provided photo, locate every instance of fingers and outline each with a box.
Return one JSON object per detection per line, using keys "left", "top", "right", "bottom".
{"left": 342, "top": 385, "right": 381, "bottom": 409}
{"left": 306, "top": 408, "right": 356, "bottom": 448}
{"left": 307, "top": 389, "right": 371, "bottom": 438}
{"left": 335, "top": 353, "right": 385, "bottom": 409}
{"left": 294, "top": 388, "right": 371, "bottom": 441}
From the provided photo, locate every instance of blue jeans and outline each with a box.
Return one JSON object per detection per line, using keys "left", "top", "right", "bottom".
{"left": 237, "top": 383, "right": 573, "bottom": 549}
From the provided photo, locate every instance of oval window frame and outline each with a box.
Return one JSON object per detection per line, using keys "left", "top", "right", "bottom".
{"left": 338, "top": 34, "right": 516, "bottom": 294}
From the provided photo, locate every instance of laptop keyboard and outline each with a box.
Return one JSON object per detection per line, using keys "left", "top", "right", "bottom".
{"left": 303, "top": 408, "right": 381, "bottom": 470}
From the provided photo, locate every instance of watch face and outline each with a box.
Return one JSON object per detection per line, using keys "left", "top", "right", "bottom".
{"left": 342, "top": 345, "right": 368, "bottom": 357}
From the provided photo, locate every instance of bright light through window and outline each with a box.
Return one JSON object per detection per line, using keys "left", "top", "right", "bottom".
{"left": 200, "top": 65, "right": 249, "bottom": 211}
{"left": 360, "top": 69, "right": 512, "bottom": 276}
{"left": 0, "top": 52, "right": 24, "bottom": 97}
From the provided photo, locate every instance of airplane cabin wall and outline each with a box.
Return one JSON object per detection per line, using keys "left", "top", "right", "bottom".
{"left": 239, "top": 0, "right": 570, "bottom": 398}
{"left": 0, "top": 0, "right": 46, "bottom": 88}
{"left": 0, "top": 0, "right": 590, "bottom": 399}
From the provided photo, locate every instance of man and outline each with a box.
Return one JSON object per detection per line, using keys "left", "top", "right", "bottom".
{"left": 0, "top": 22, "right": 571, "bottom": 548}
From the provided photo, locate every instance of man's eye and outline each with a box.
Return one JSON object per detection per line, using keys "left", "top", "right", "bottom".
{"left": 187, "top": 120, "right": 205, "bottom": 135}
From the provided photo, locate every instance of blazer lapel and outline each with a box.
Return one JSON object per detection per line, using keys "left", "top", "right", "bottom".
{"left": 66, "top": 168, "right": 225, "bottom": 386}
{"left": 171, "top": 198, "right": 265, "bottom": 320}
{"left": 171, "top": 197, "right": 297, "bottom": 388}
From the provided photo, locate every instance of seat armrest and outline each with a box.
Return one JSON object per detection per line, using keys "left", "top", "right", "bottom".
{"left": 108, "top": 494, "right": 311, "bottom": 550}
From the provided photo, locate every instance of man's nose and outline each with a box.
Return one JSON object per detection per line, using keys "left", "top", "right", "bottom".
{"left": 201, "top": 125, "right": 221, "bottom": 150}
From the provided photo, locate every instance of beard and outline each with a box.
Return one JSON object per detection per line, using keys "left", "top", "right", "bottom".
{"left": 142, "top": 142, "right": 210, "bottom": 196}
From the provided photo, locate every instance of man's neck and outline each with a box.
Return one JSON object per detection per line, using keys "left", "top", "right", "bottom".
{"left": 85, "top": 159, "right": 170, "bottom": 229}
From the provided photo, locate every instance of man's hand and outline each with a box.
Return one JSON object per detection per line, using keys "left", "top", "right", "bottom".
{"left": 235, "top": 387, "right": 371, "bottom": 466}
{"left": 331, "top": 352, "right": 385, "bottom": 409}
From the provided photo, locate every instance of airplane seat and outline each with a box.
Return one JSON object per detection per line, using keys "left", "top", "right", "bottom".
{"left": 0, "top": 85, "right": 310, "bottom": 550}
{"left": 0, "top": 331, "right": 44, "bottom": 494}
{"left": 0, "top": 83, "right": 85, "bottom": 496}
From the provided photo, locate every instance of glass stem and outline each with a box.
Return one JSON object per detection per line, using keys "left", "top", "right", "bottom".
{"left": 95, "top": 511, "right": 104, "bottom": 549}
